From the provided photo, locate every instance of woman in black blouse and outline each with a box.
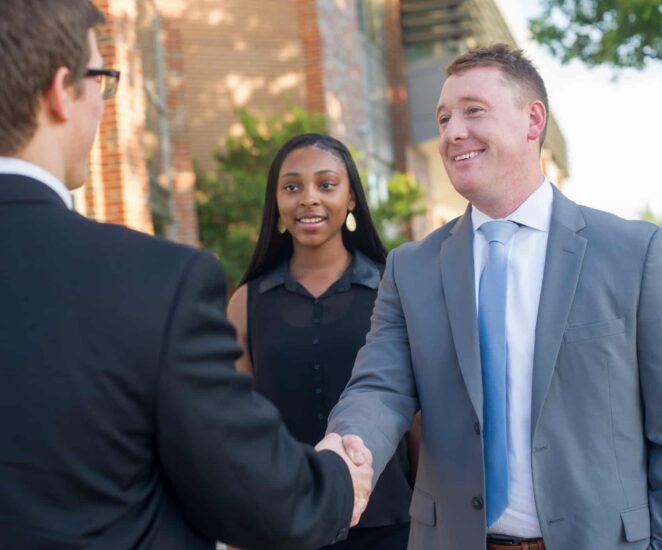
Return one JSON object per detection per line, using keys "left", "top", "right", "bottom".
{"left": 227, "top": 134, "right": 417, "bottom": 549}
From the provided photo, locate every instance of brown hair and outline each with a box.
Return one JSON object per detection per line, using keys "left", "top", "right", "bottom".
{"left": 0, "top": 0, "right": 105, "bottom": 155}
{"left": 447, "top": 43, "right": 549, "bottom": 145}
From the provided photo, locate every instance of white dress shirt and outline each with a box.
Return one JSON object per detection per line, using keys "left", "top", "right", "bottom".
{"left": 472, "top": 179, "right": 553, "bottom": 538}
{"left": 0, "top": 157, "right": 72, "bottom": 209}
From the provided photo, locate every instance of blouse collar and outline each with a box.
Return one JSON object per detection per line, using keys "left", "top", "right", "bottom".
{"left": 258, "top": 250, "right": 383, "bottom": 294}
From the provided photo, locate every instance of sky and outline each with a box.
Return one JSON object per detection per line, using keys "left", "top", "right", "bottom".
{"left": 495, "top": 0, "right": 662, "bottom": 220}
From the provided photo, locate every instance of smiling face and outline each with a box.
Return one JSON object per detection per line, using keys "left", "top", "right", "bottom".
{"left": 436, "top": 66, "right": 544, "bottom": 216}
{"left": 276, "top": 146, "right": 355, "bottom": 251}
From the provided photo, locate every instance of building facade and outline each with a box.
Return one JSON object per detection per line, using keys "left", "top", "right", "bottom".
{"left": 88, "top": 0, "right": 568, "bottom": 244}
{"left": 80, "top": 0, "right": 199, "bottom": 246}
{"left": 400, "top": 0, "right": 568, "bottom": 233}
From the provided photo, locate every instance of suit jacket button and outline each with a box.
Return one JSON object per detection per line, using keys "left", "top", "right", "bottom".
{"left": 474, "top": 422, "right": 481, "bottom": 434}
{"left": 472, "top": 497, "right": 484, "bottom": 510}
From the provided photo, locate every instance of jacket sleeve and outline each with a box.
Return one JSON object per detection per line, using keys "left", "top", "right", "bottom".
{"left": 155, "top": 251, "right": 353, "bottom": 549}
{"left": 639, "top": 228, "right": 662, "bottom": 550}
{"left": 327, "top": 247, "right": 420, "bottom": 482}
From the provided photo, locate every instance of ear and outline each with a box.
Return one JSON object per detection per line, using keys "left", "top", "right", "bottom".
{"left": 527, "top": 100, "right": 546, "bottom": 143}
{"left": 348, "top": 191, "right": 356, "bottom": 211}
{"left": 44, "top": 67, "right": 75, "bottom": 122}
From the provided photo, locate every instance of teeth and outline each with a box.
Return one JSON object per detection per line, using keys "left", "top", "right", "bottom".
{"left": 299, "top": 217, "right": 324, "bottom": 223}
{"left": 454, "top": 151, "right": 481, "bottom": 161}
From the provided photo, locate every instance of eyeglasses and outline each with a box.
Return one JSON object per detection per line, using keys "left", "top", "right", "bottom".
{"left": 85, "top": 68, "right": 120, "bottom": 100}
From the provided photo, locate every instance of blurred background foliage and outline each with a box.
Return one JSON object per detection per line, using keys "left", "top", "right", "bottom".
{"left": 530, "top": 0, "right": 662, "bottom": 69}
{"left": 367, "top": 170, "right": 426, "bottom": 251}
{"left": 640, "top": 206, "right": 662, "bottom": 225}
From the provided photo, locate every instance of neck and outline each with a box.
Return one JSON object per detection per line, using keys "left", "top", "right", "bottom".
{"left": 289, "top": 238, "right": 351, "bottom": 282}
{"left": 474, "top": 172, "right": 545, "bottom": 219}
{"left": 14, "top": 132, "right": 67, "bottom": 186}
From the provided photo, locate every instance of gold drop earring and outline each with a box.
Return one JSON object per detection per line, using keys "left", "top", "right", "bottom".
{"left": 277, "top": 217, "right": 287, "bottom": 234}
{"left": 345, "top": 210, "right": 357, "bottom": 233}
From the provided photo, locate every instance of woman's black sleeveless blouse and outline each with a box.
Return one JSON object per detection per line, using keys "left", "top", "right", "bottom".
{"left": 247, "top": 252, "right": 412, "bottom": 528}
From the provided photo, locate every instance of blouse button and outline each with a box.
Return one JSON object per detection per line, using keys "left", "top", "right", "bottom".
{"left": 313, "top": 364, "right": 321, "bottom": 371}
{"left": 313, "top": 338, "right": 319, "bottom": 345}
{"left": 315, "top": 388, "right": 322, "bottom": 394}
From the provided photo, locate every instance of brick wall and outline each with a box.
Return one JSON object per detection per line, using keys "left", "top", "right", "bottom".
{"left": 163, "top": 0, "right": 307, "bottom": 173}
{"left": 80, "top": 0, "right": 199, "bottom": 246}
{"left": 383, "top": 0, "right": 411, "bottom": 172}
{"left": 138, "top": 3, "right": 199, "bottom": 246}
{"left": 83, "top": 0, "right": 416, "bottom": 245}
{"left": 92, "top": 0, "right": 153, "bottom": 235}
{"left": 315, "top": 0, "right": 370, "bottom": 154}
{"left": 296, "top": 0, "right": 326, "bottom": 113}
{"left": 161, "top": 19, "right": 199, "bottom": 246}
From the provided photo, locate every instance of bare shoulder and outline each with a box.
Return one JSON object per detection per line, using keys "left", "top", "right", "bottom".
{"left": 227, "top": 283, "right": 248, "bottom": 333}
{"left": 227, "top": 283, "right": 254, "bottom": 376}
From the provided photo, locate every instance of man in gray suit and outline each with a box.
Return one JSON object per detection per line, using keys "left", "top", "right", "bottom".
{"left": 324, "top": 43, "right": 662, "bottom": 550}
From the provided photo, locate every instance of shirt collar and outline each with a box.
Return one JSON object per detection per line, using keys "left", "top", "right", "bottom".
{"left": 471, "top": 178, "right": 553, "bottom": 233}
{"left": 258, "top": 250, "right": 383, "bottom": 294}
{"left": 0, "top": 157, "right": 73, "bottom": 209}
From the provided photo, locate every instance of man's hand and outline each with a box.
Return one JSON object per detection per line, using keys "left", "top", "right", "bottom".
{"left": 315, "top": 433, "right": 373, "bottom": 526}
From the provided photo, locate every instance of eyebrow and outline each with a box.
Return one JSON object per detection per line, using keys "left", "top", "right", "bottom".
{"left": 280, "top": 169, "right": 339, "bottom": 178}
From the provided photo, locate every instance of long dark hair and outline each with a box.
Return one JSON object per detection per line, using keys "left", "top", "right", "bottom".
{"left": 240, "top": 133, "right": 387, "bottom": 285}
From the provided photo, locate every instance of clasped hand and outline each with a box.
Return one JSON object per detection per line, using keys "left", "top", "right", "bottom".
{"left": 315, "top": 433, "right": 373, "bottom": 527}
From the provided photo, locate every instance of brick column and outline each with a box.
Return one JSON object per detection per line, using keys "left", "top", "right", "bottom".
{"left": 296, "top": 0, "right": 326, "bottom": 113}
{"left": 91, "top": 0, "right": 153, "bottom": 235}
{"left": 383, "top": 0, "right": 411, "bottom": 172}
{"left": 161, "top": 18, "right": 199, "bottom": 247}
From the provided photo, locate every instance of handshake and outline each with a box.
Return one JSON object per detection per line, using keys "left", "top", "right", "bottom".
{"left": 315, "top": 433, "right": 373, "bottom": 527}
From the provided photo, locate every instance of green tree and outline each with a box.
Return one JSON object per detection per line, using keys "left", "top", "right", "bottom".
{"left": 370, "top": 172, "right": 426, "bottom": 250}
{"left": 640, "top": 205, "right": 662, "bottom": 225}
{"left": 529, "top": 0, "right": 662, "bottom": 69}
{"left": 195, "top": 107, "right": 326, "bottom": 288}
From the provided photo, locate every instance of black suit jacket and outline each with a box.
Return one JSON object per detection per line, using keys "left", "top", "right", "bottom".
{"left": 0, "top": 174, "right": 352, "bottom": 549}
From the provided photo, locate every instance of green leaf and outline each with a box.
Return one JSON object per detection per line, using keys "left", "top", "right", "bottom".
{"left": 529, "top": 0, "right": 662, "bottom": 69}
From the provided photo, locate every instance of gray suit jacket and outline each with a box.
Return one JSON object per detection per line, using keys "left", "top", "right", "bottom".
{"left": 328, "top": 188, "right": 662, "bottom": 550}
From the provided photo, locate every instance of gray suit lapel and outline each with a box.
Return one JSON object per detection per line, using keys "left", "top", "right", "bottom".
{"left": 440, "top": 207, "right": 483, "bottom": 422}
{"left": 531, "top": 188, "right": 587, "bottom": 435}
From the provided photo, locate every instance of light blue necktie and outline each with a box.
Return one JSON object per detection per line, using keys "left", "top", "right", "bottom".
{"left": 478, "top": 220, "right": 518, "bottom": 526}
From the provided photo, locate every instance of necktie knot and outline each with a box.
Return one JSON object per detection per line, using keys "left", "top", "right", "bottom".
{"left": 481, "top": 220, "right": 518, "bottom": 245}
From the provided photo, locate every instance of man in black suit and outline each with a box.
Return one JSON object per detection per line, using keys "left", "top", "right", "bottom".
{"left": 0, "top": 1, "right": 372, "bottom": 548}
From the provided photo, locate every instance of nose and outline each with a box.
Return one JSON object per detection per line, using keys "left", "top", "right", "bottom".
{"left": 443, "top": 114, "right": 468, "bottom": 143}
{"left": 299, "top": 185, "right": 320, "bottom": 206}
